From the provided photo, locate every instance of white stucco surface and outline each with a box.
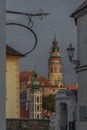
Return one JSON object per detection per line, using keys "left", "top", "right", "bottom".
{"left": 76, "top": 11, "right": 87, "bottom": 130}
{"left": 55, "top": 90, "right": 77, "bottom": 130}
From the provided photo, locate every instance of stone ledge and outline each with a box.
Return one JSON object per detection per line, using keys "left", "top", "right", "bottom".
{"left": 6, "top": 119, "right": 50, "bottom": 130}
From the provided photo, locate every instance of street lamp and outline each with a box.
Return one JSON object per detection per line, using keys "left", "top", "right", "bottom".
{"left": 67, "top": 43, "right": 80, "bottom": 66}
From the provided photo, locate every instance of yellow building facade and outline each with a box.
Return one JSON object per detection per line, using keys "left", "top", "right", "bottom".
{"left": 48, "top": 35, "right": 63, "bottom": 87}
{"left": 6, "top": 45, "right": 24, "bottom": 118}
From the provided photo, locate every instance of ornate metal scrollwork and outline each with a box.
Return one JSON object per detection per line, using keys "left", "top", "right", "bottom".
{"left": 6, "top": 10, "right": 49, "bottom": 55}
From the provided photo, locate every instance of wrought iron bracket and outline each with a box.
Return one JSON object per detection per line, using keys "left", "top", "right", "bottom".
{"left": 70, "top": 59, "right": 80, "bottom": 66}
{"left": 6, "top": 10, "right": 50, "bottom": 55}
{"left": 6, "top": 10, "right": 50, "bottom": 28}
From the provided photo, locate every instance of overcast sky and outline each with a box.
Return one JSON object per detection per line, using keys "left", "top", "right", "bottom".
{"left": 6, "top": 0, "right": 84, "bottom": 84}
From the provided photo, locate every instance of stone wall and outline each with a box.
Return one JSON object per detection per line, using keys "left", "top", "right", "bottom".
{"left": 6, "top": 119, "right": 50, "bottom": 130}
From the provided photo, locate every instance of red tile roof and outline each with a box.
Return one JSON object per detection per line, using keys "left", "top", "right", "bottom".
{"left": 20, "top": 71, "right": 77, "bottom": 90}
{"left": 20, "top": 71, "right": 52, "bottom": 87}
{"left": 71, "top": 1, "right": 87, "bottom": 17}
{"left": 20, "top": 70, "right": 34, "bottom": 82}
{"left": 64, "top": 84, "right": 78, "bottom": 90}
{"left": 38, "top": 76, "right": 52, "bottom": 86}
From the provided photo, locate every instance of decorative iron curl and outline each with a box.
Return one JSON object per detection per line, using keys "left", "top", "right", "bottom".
{"left": 6, "top": 22, "right": 37, "bottom": 55}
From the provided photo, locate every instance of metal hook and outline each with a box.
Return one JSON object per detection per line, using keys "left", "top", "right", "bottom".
{"left": 39, "top": 9, "right": 43, "bottom": 20}
{"left": 28, "top": 15, "right": 34, "bottom": 28}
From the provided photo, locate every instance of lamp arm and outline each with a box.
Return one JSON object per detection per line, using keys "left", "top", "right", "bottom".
{"left": 71, "top": 59, "right": 80, "bottom": 66}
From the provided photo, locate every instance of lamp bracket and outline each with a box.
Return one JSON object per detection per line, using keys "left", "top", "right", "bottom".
{"left": 70, "top": 59, "right": 80, "bottom": 66}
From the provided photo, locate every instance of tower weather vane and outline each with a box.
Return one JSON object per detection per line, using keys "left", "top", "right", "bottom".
{"left": 6, "top": 10, "right": 50, "bottom": 55}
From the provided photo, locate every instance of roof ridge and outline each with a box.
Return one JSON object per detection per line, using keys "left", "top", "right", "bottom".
{"left": 71, "top": 0, "right": 87, "bottom": 17}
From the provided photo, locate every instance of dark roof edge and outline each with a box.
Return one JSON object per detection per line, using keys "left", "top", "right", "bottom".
{"left": 70, "top": 1, "right": 87, "bottom": 17}
{"left": 70, "top": 6, "right": 87, "bottom": 17}
{"left": 6, "top": 45, "right": 25, "bottom": 57}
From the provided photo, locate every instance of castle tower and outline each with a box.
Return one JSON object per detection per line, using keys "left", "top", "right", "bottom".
{"left": 48, "top": 35, "right": 63, "bottom": 87}
{"left": 29, "top": 72, "right": 42, "bottom": 119}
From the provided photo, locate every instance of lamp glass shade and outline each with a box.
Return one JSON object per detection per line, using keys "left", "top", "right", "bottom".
{"left": 67, "top": 43, "right": 75, "bottom": 61}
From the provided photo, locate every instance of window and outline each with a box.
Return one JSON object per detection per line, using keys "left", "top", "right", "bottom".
{"left": 42, "top": 88, "right": 44, "bottom": 91}
{"left": 53, "top": 89, "right": 55, "bottom": 92}
{"left": 55, "top": 67, "right": 57, "bottom": 72}
{"left": 37, "top": 105, "right": 39, "bottom": 111}
{"left": 35, "top": 95, "right": 36, "bottom": 102}
{"left": 35, "top": 104, "right": 36, "bottom": 111}
{"left": 60, "top": 67, "right": 62, "bottom": 73}
{"left": 55, "top": 80, "right": 58, "bottom": 85}
{"left": 55, "top": 49, "right": 57, "bottom": 52}
{"left": 37, "top": 96, "right": 39, "bottom": 102}
{"left": 51, "top": 67, "right": 53, "bottom": 72}
{"left": 40, "top": 95, "right": 42, "bottom": 102}
{"left": 40, "top": 104, "right": 42, "bottom": 111}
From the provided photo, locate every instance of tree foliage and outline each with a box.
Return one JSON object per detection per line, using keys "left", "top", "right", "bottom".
{"left": 42, "top": 94, "right": 55, "bottom": 112}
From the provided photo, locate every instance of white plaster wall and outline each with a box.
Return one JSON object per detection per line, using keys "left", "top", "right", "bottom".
{"left": 0, "top": 0, "right": 6, "bottom": 130}
{"left": 76, "top": 11, "right": 87, "bottom": 130}
{"left": 78, "top": 71, "right": 87, "bottom": 104}
{"left": 77, "top": 13, "right": 87, "bottom": 65}
{"left": 77, "top": 71, "right": 87, "bottom": 130}
{"left": 55, "top": 95, "right": 76, "bottom": 130}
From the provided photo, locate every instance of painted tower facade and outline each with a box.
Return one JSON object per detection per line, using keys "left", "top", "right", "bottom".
{"left": 29, "top": 72, "right": 42, "bottom": 119}
{"left": 48, "top": 35, "right": 63, "bottom": 87}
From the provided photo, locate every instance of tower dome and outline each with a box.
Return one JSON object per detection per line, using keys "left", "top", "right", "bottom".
{"left": 31, "top": 72, "right": 40, "bottom": 92}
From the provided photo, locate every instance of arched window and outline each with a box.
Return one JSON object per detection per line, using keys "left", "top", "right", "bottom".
{"left": 37, "top": 105, "right": 39, "bottom": 111}
{"left": 37, "top": 96, "right": 39, "bottom": 102}
{"left": 60, "top": 67, "right": 62, "bottom": 73}
{"left": 51, "top": 67, "right": 53, "bottom": 72}
{"left": 55, "top": 67, "right": 57, "bottom": 72}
